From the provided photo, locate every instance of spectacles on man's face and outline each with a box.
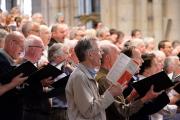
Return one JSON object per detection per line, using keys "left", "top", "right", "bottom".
{"left": 89, "top": 48, "right": 103, "bottom": 54}
{"left": 28, "top": 45, "right": 44, "bottom": 49}
{"left": 31, "top": 29, "right": 40, "bottom": 33}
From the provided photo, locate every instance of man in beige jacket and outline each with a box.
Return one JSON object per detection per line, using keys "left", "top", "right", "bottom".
{"left": 65, "top": 37, "right": 123, "bottom": 120}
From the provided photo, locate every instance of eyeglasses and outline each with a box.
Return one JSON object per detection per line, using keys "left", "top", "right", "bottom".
{"left": 31, "top": 29, "right": 40, "bottom": 33}
{"left": 28, "top": 45, "right": 44, "bottom": 49}
{"left": 89, "top": 48, "right": 103, "bottom": 54}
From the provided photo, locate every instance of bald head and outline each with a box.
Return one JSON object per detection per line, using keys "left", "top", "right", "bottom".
{"left": 5, "top": 31, "right": 24, "bottom": 44}
{"left": 99, "top": 41, "right": 120, "bottom": 69}
{"left": 25, "top": 35, "right": 44, "bottom": 48}
{"left": 22, "top": 21, "right": 40, "bottom": 38}
{"left": 25, "top": 35, "right": 44, "bottom": 63}
{"left": 39, "top": 25, "right": 51, "bottom": 46}
{"left": 32, "top": 12, "right": 44, "bottom": 24}
{"left": 4, "top": 31, "right": 25, "bottom": 59}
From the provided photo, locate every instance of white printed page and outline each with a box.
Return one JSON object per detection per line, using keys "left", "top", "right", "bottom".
{"left": 106, "top": 53, "right": 138, "bottom": 85}
{"left": 106, "top": 53, "right": 131, "bottom": 83}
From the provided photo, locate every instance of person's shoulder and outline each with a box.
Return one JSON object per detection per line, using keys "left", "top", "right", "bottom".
{"left": 0, "top": 50, "right": 9, "bottom": 63}
{"left": 69, "top": 67, "right": 84, "bottom": 80}
{"left": 66, "top": 68, "right": 84, "bottom": 90}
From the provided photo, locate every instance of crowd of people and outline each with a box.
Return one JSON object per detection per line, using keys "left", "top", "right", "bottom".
{"left": 0, "top": 7, "right": 180, "bottom": 120}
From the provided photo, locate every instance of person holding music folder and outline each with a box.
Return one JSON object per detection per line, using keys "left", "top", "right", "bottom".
{"left": 0, "top": 31, "right": 28, "bottom": 120}
{"left": 0, "top": 73, "right": 27, "bottom": 96}
{"left": 48, "top": 43, "right": 72, "bottom": 120}
{"left": 124, "top": 52, "right": 170, "bottom": 120}
{"left": 21, "top": 35, "right": 53, "bottom": 120}
{"left": 66, "top": 37, "right": 128, "bottom": 120}
{"left": 151, "top": 55, "right": 180, "bottom": 120}
{"left": 96, "top": 41, "right": 159, "bottom": 120}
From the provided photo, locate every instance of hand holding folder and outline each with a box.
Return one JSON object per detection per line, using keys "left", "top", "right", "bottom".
{"left": 21, "top": 63, "right": 64, "bottom": 96}
{"left": 27, "top": 63, "right": 63, "bottom": 84}
{"left": 51, "top": 75, "right": 70, "bottom": 88}
{"left": 46, "top": 75, "right": 70, "bottom": 98}
{"left": 18, "top": 63, "right": 63, "bottom": 90}
{"left": 132, "top": 71, "right": 174, "bottom": 98}
{"left": 0, "top": 61, "right": 37, "bottom": 84}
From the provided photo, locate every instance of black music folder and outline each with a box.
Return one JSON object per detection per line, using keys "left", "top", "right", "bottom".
{"left": 51, "top": 75, "right": 70, "bottom": 88}
{"left": 21, "top": 63, "right": 63, "bottom": 95}
{"left": 0, "top": 61, "right": 37, "bottom": 84}
{"left": 46, "top": 75, "right": 70, "bottom": 98}
{"left": 27, "top": 63, "right": 63, "bottom": 83}
{"left": 132, "top": 71, "right": 174, "bottom": 97}
{"left": 173, "top": 82, "right": 180, "bottom": 94}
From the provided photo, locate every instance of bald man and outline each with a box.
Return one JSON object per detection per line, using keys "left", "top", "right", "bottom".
{"left": 96, "top": 42, "right": 158, "bottom": 120}
{"left": 22, "top": 35, "right": 53, "bottom": 120}
{"left": 0, "top": 31, "right": 28, "bottom": 120}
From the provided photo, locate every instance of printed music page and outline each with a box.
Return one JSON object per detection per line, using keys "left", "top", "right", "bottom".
{"left": 106, "top": 53, "right": 138, "bottom": 85}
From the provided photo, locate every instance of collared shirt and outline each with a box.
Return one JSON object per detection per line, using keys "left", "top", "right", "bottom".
{"left": 86, "top": 67, "right": 97, "bottom": 79}
{"left": 51, "top": 61, "right": 68, "bottom": 108}
{"left": 66, "top": 63, "right": 114, "bottom": 120}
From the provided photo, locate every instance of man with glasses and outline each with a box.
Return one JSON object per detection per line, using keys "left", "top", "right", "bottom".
{"left": 65, "top": 37, "right": 123, "bottom": 120}
{"left": 22, "top": 35, "right": 53, "bottom": 120}
{"left": 24, "top": 35, "right": 44, "bottom": 64}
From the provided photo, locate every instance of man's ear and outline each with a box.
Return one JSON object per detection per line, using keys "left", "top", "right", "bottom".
{"left": 87, "top": 50, "right": 92, "bottom": 57}
{"left": 10, "top": 41, "right": 14, "bottom": 47}
{"left": 105, "top": 54, "right": 110, "bottom": 62}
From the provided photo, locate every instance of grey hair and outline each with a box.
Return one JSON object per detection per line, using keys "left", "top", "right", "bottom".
{"left": 96, "top": 26, "right": 109, "bottom": 37}
{"left": 143, "top": 37, "right": 154, "bottom": 47}
{"left": 163, "top": 56, "right": 179, "bottom": 72}
{"left": 21, "top": 21, "right": 33, "bottom": 37}
{"left": 69, "top": 27, "right": 80, "bottom": 40}
{"left": 0, "top": 29, "right": 8, "bottom": 39}
{"left": 0, "top": 29, "right": 8, "bottom": 45}
{"left": 55, "top": 12, "right": 64, "bottom": 22}
{"left": 48, "top": 43, "right": 66, "bottom": 62}
{"left": 151, "top": 50, "right": 166, "bottom": 58}
{"left": 130, "top": 38, "right": 145, "bottom": 47}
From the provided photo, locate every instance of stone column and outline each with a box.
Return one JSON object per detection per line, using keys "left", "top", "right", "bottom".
{"left": 116, "top": 0, "right": 134, "bottom": 34}
{"left": 31, "top": 0, "right": 41, "bottom": 14}
{"left": 100, "top": 0, "right": 111, "bottom": 27}
{"left": 109, "top": 0, "right": 117, "bottom": 28}
{"left": 0, "top": 0, "right": 7, "bottom": 11}
{"left": 40, "top": 0, "right": 48, "bottom": 24}
{"left": 134, "top": 0, "right": 148, "bottom": 36}
{"left": 101, "top": 0, "right": 134, "bottom": 34}
{"left": 153, "top": 0, "right": 163, "bottom": 43}
{"left": 47, "top": 0, "right": 59, "bottom": 25}
{"left": 70, "top": 0, "right": 78, "bottom": 26}
{"left": 166, "top": 0, "right": 180, "bottom": 41}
